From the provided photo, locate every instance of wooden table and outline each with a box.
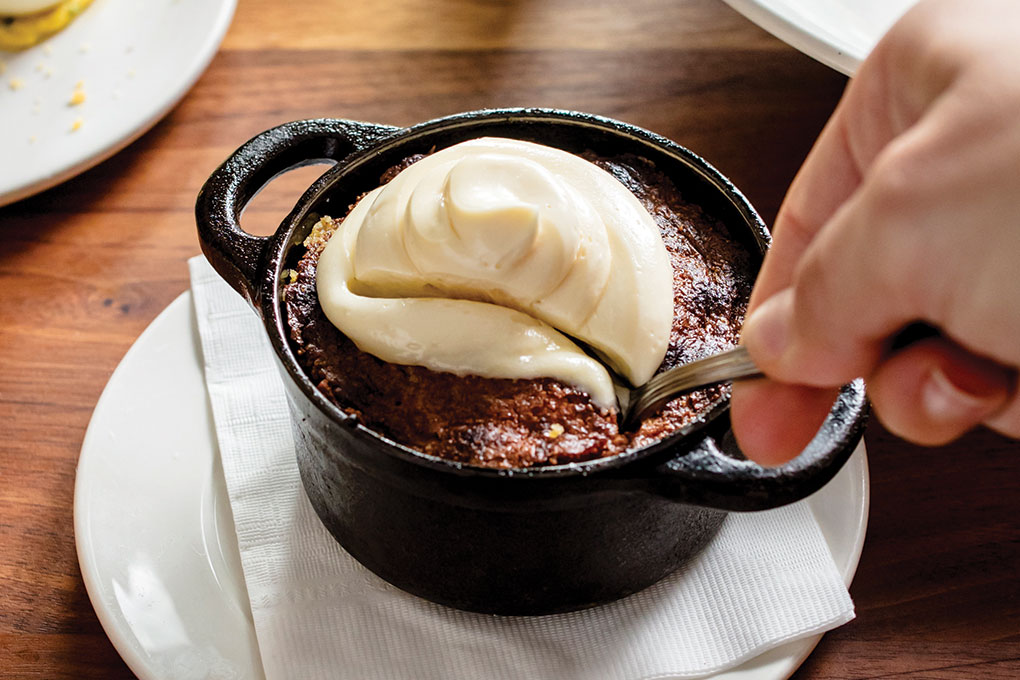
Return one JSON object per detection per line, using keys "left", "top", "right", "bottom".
{"left": 1, "top": 0, "right": 1016, "bottom": 677}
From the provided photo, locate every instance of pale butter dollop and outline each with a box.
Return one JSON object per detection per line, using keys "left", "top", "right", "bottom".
{"left": 315, "top": 137, "right": 673, "bottom": 409}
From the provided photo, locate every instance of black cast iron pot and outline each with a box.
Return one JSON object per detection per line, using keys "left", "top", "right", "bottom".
{"left": 196, "top": 108, "right": 867, "bottom": 615}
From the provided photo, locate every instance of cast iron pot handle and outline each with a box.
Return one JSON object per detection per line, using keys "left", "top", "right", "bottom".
{"left": 633, "top": 380, "right": 868, "bottom": 512}
{"left": 196, "top": 118, "right": 400, "bottom": 306}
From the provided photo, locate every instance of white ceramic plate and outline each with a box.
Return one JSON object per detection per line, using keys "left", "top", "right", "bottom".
{"left": 720, "top": 0, "right": 919, "bottom": 75}
{"left": 0, "top": 0, "right": 236, "bottom": 207}
{"left": 75, "top": 292, "right": 869, "bottom": 680}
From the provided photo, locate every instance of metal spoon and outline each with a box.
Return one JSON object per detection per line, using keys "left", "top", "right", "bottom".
{"left": 620, "top": 345, "right": 762, "bottom": 427}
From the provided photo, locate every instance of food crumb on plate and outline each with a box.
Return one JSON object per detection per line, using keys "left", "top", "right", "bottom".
{"left": 9, "top": 77, "right": 24, "bottom": 91}
{"left": 70, "top": 117, "right": 83, "bottom": 132}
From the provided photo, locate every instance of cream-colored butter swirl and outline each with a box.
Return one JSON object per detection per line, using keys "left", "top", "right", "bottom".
{"left": 315, "top": 137, "right": 673, "bottom": 409}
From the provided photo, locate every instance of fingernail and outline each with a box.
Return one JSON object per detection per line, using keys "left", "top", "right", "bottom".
{"left": 922, "top": 365, "right": 1000, "bottom": 423}
{"left": 742, "top": 289, "right": 794, "bottom": 368}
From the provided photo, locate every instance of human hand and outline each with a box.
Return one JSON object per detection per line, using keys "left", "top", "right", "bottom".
{"left": 731, "top": 0, "right": 1020, "bottom": 465}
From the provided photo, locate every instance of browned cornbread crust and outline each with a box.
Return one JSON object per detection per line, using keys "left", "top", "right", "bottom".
{"left": 284, "top": 152, "right": 753, "bottom": 469}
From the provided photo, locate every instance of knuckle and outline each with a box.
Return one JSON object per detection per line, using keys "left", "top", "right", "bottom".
{"left": 858, "top": 147, "right": 936, "bottom": 313}
{"left": 864, "top": 142, "right": 919, "bottom": 214}
{"left": 772, "top": 203, "right": 816, "bottom": 253}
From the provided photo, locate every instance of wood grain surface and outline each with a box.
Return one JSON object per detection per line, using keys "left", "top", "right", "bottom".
{"left": 0, "top": 0, "right": 1017, "bottom": 678}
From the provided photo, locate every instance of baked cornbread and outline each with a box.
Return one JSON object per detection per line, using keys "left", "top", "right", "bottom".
{"left": 284, "top": 150, "right": 754, "bottom": 469}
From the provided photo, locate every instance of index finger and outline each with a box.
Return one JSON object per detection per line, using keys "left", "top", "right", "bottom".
{"left": 749, "top": 50, "right": 899, "bottom": 312}
{"left": 733, "top": 45, "right": 903, "bottom": 466}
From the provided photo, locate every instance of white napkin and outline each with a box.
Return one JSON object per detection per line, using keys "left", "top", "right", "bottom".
{"left": 189, "top": 255, "right": 854, "bottom": 680}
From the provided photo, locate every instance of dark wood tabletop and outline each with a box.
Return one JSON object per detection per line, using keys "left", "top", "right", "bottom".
{"left": 1, "top": 0, "right": 1017, "bottom": 678}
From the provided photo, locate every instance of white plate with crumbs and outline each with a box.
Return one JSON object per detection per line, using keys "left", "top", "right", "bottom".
{"left": 74, "top": 292, "right": 870, "bottom": 680}
{"left": 720, "top": 0, "right": 918, "bottom": 75}
{"left": 0, "top": 0, "right": 236, "bottom": 208}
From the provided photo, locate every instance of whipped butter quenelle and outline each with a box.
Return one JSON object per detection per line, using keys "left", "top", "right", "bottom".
{"left": 314, "top": 137, "right": 675, "bottom": 410}
{"left": 284, "top": 137, "right": 753, "bottom": 468}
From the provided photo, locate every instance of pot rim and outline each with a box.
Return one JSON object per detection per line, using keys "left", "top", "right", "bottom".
{"left": 255, "top": 107, "right": 772, "bottom": 480}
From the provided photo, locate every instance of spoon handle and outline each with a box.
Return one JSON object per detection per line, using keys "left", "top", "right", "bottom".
{"left": 625, "top": 345, "right": 763, "bottom": 426}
